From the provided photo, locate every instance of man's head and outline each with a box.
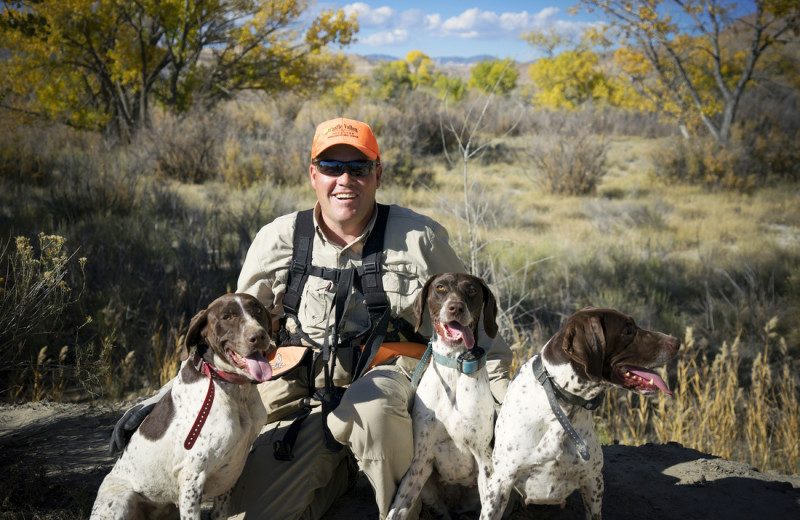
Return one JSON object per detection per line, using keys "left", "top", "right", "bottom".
{"left": 309, "top": 118, "right": 383, "bottom": 245}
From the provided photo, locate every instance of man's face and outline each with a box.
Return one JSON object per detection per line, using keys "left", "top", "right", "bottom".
{"left": 310, "top": 144, "right": 382, "bottom": 242}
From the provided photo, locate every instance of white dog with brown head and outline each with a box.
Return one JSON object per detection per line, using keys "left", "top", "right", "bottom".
{"left": 91, "top": 293, "right": 275, "bottom": 520}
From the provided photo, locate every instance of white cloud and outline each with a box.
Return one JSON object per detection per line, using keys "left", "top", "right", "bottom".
{"left": 344, "top": 3, "right": 395, "bottom": 27}
{"left": 363, "top": 29, "right": 409, "bottom": 46}
{"left": 337, "top": 4, "right": 591, "bottom": 52}
{"left": 438, "top": 7, "right": 562, "bottom": 38}
{"left": 399, "top": 9, "right": 424, "bottom": 27}
{"left": 424, "top": 13, "right": 441, "bottom": 31}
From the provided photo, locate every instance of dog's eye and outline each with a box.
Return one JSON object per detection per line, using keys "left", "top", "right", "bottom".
{"left": 436, "top": 284, "right": 446, "bottom": 292}
{"left": 624, "top": 326, "right": 635, "bottom": 336}
{"left": 223, "top": 314, "right": 232, "bottom": 321}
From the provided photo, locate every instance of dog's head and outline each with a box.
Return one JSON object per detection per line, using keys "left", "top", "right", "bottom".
{"left": 545, "top": 307, "right": 679, "bottom": 395}
{"left": 184, "top": 293, "right": 276, "bottom": 382}
{"left": 414, "top": 273, "right": 498, "bottom": 351}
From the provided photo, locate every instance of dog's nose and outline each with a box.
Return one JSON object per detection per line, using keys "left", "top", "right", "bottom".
{"left": 447, "top": 301, "right": 465, "bottom": 316}
{"left": 667, "top": 336, "right": 680, "bottom": 352}
{"left": 248, "top": 330, "right": 267, "bottom": 345}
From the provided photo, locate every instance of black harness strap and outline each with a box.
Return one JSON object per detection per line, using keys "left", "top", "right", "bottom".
{"left": 282, "top": 208, "right": 316, "bottom": 318}
{"left": 360, "top": 203, "right": 391, "bottom": 317}
{"left": 352, "top": 204, "right": 391, "bottom": 379}
{"left": 274, "top": 204, "right": 392, "bottom": 459}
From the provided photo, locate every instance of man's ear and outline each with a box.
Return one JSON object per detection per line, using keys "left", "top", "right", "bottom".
{"left": 562, "top": 315, "right": 605, "bottom": 381}
{"left": 309, "top": 163, "right": 317, "bottom": 187}
{"left": 375, "top": 163, "right": 383, "bottom": 188}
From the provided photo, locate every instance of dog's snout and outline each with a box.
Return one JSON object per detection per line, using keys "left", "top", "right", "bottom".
{"left": 667, "top": 336, "right": 680, "bottom": 352}
{"left": 248, "top": 329, "right": 266, "bottom": 344}
{"left": 447, "top": 300, "right": 465, "bottom": 316}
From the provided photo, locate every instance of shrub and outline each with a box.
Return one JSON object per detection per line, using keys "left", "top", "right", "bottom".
{"left": 651, "top": 137, "right": 759, "bottom": 192}
{"left": 526, "top": 117, "right": 609, "bottom": 195}
{"left": 0, "top": 234, "right": 86, "bottom": 400}
{"left": 220, "top": 137, "right": 267, "bottom": 189}
{"left": 144, "top": 109, "right": 221, "bottom": 183}
{"left": 651, "top": 113, "right": 799, "bottom": 192}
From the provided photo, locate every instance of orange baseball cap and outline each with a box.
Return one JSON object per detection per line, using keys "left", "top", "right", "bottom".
{"left": 311, "top": 118, "right": 380, "bottom": 162}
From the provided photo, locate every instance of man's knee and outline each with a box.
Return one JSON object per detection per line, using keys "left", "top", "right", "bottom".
{"left": 328, "top": 365, "right": 414, "bottom": 460}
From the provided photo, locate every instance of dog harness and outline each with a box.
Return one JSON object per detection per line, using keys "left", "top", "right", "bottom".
{"left": 532, "top": 354, "right": 604, "bottom": 461}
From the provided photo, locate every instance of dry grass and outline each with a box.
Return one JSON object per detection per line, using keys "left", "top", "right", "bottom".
{"left": 2, "top": 94, "right": 798, "bottom": 475}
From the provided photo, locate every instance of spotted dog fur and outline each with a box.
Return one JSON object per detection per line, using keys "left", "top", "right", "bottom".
{"left": 387, "top": 273, "right": 499, "bottom": 520}
{"left": 91, "top": 293, "right": 275, "bottom": 520}
{"left": 481, "top": 307, "right": 679, "bottom": 520}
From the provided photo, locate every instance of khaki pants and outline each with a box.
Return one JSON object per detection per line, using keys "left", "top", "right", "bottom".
{"left": 228, "top": 361, "right": 422, "bottom": 519}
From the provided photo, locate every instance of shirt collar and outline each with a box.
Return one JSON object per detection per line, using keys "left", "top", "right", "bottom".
{"left": 312, "top": 202, "right": 379, "bottom": 255}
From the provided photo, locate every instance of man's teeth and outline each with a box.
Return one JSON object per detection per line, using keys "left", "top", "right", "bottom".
{"left": 335, "top": 194, "right": 356, "bottom": 199}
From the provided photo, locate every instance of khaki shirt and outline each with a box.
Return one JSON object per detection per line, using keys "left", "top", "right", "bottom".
{"left": 238, "top": 203, "right": 511, "bottom": 420}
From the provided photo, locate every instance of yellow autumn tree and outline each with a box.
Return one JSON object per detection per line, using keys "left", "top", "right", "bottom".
{"left": 576, "top": 0, "right": 800, "bottom": 142}
{"left": 369, "top": 51, "right": 465, "bottom": 102}
{"left": 524, "top": 27, "right": 644, "bottom": 110}
{"left": 406, "top": 50, "right": 436, "bottom": 88}
{"left": 0, "top": 0, "right": 358, "bottom": 140}
{"left": 467, "top": 58, "right": 518, "bottom": 96}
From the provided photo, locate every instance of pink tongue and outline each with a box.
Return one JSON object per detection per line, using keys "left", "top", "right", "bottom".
{"left": 445, "top": 322, "right": 475, "bottom": 349}
{"left": 245, "top": 352, "right": 273, "bottom": 382}
{"left": 629, "top": 367, "right": 672, "bottom": 395}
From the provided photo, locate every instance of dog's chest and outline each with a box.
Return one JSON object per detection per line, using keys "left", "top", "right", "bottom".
{"left": 116, "top": 377, "right": 265, "bottom": 501}
{"left": 415, "top": 358, "right": 494, "bottom": 480}
{"left": 494, "top": 360, "right": 603, "bottom": 501}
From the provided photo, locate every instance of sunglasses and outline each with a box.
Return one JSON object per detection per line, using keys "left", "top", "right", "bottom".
{"left": 313, "top": 159, "right": 377, "bottom": 177}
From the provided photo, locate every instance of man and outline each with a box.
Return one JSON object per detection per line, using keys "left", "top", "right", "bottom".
{"left": 113, "top": 118, "right": 512, "bottom": 519}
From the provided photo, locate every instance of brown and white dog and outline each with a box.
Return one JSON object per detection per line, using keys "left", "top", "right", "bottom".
{"left": 91, "top": 293, "right": 275, "bottom": 520}
{"left": 387, "top": 273, "right": 499, "bottom": 520}
{"left": 481, "top": 307, "right": 679, "bottom": 520}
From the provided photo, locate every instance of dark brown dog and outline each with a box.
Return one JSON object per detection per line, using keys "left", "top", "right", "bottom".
{"left": 483, "top": 307, "right": 679, "bottom": 520}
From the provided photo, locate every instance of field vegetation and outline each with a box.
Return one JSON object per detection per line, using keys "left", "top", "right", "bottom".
{"left": 1, "top": 0, "right": 799, "bottom": 479}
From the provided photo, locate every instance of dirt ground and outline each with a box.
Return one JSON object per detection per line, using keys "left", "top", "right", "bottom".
{"left": 1, "top": 400, "right": 799, "bottom": 519}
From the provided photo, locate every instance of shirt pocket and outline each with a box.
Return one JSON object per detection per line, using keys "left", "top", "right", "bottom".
{"left": 381, "top": 262, "right": 422, "bottom": 324}
{"left": 299, "top": 275, "right": 334, "bottom": 330}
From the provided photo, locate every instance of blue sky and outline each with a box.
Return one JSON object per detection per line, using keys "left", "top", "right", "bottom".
{"left": 315, "top": 1, "right": 757, "bottom": 62}
{"left": 326, "top": 1, "right": 590, "bottom": 61}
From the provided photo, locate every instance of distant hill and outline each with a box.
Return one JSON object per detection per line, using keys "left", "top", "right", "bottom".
{"left": 348, "top": 53, "right": 533, "bottom": 85}
{"left": 359, "top": 54, "right": 495, "bottom": 65}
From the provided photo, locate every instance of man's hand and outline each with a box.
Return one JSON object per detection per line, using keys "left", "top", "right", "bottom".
{"left": 108, "top": 403, "right": 155, "bottom": 455}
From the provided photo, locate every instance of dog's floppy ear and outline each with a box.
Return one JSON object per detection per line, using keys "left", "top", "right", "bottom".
{"left": 414, "top": 275, "right": 438, "bottom": 332}
{"left": 562, "top": 314, "right": 605, "bottom": 381}
{"left": 183, "top": 309, "right": 208, "bottom": 361}
{"left": 478, "top": 278, "right": 499, "bottom": 338}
